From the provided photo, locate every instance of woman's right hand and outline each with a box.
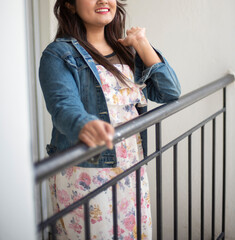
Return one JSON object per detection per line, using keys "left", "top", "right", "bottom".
{"left": 78, "top": 120, "right": 114, "bottom": 149}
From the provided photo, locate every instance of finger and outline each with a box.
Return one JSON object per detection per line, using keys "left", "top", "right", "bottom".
{"left": 79, "top": 129, "right": 96, "bottom": 142}
{"left": 141, "top": 27, "right": 146, "bottom": 34}
{"left": 81, "top": 121, "right": 107, "bottom": 145}
{"left": 83, "top": 122, "right": 109, "bottom": 146}
{"left": 92, "top": 123, "right": 113, "bottom": 149}
{"left": 85, "top": 125, "right": 103, "bottom": 142}
{"left": 104, "top": 122, "right": 115, "bottom": 137}
{"left": 79, "top": 132, "right": 96, "bottom": 148}
{"left": 118, "top": 38, "right": 127, "bottom": 46}
{"left": 118, "top": 38, "right": 130, "bottom": 47}
{"left": 80, "top": 130, "right": 106, "bottom": 147}
{"left": 83, "top": 128, "right": 107, "bottom": 147}
{"left": 90, "top": 123, "right": 114, "bottom": 147}
{"left": 103, "top": 123, "right": 115, "bottom": 149}
{"left": 80, "top": 120, "right": 114, "bottom": 149}
{"left": 94, "top": 125, "right": 110, "bottom": 142}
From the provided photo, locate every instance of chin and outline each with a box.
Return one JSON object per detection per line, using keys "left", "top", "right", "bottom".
{"left": 98, "top": 20, "right": 113, "bottom": 27}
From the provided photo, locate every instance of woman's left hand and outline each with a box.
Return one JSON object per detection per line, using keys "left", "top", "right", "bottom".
{"left": 118, "top": 27, "right": 147, "bottom": 49}
{"left": 118, "top": 27, "right": 162, "bottom": 67}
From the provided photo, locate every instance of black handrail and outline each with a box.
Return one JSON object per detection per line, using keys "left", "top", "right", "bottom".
{"left": 34, "top": 74, "right": 234, "bottom": 182}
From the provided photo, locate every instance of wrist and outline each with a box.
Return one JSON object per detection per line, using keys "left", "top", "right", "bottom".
{"left": 134, "top": 39, "right": 162, "bottom": 67}
{"left": 132, "top": 37, "right": 149, "bottom": 52}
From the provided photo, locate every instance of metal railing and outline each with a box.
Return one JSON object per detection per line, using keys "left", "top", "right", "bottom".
{"left": 35, "top": 74, "right": 234, "bottom": 240}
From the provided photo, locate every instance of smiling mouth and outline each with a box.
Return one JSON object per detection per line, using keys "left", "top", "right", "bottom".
{"left": 95, "top": 8, "right": 110, "bottom": 13}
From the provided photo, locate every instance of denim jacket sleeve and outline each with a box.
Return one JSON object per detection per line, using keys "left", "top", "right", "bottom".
{"left": 39, "top": 49, "right": 98, "bottom": 144}
{"left": 134, "top": 48, "right": 181, "bottom": 103}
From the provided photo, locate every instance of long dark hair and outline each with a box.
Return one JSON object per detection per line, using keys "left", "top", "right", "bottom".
{"left": 54, "top": 0, "right": 134, "bottom": 82}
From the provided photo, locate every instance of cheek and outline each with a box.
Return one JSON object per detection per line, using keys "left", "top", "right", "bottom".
{"left": 112, "top": 0, "right": 117, "bottom": 9}
{"left": 111, "top": 1, "right": 117, "bottom": 16}
{"left": 109, "top": 0, "right": 117, "bottom": 9}
{"left": 75, "top": 1, "right": 93, "bottom": 19}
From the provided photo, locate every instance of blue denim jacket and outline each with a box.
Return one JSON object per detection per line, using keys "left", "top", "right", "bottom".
{"left": 39, "top": 37, "right": 181, "bottom": 167}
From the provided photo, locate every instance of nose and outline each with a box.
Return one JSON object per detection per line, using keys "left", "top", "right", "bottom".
{"left": 97, "top": 0, "right": 108, "bottom": 4}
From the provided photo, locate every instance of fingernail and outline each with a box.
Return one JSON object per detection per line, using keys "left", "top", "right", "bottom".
{"left": 107, "top": 134, "right": 113, "bottom": 141}
{"left": 98, "top": 141, "right": 105, "bottom": 146}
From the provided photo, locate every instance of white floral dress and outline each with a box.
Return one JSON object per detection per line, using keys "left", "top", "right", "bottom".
{"left": 49, "top": 59, "right": 152, "bottom": 240}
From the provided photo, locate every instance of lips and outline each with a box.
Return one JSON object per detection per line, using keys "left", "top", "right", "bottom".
{"left": 95, "top": 8, "right": 110, "bottom": 13}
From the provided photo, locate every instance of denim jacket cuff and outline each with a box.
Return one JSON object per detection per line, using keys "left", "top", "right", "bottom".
{"left": 134, "top": 48, "right": 166, "bottom": 84}
{"left": 69, "top": 114, "right": 99, "bottom": 144}
{"left": 141, "top": 62, "right": 166, "bottom": 82}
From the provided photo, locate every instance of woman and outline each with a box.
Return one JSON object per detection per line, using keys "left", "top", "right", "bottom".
{"left": 39, "top": 0, "right": 181, "bottom": 239}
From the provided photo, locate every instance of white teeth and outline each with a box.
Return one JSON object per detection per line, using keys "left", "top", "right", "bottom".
{"left": 96, "top": 9, "right": 109, "bottom": 13}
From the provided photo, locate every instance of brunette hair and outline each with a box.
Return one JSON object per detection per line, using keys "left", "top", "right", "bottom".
{"left": 54, "top": 0, "right": 134, "bottom": 82}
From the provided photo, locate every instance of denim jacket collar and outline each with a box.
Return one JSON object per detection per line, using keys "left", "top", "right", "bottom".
{"left": 56, "top": 37, "right": 103, "bottom": 85}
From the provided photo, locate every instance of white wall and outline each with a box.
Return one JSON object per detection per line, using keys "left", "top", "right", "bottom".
{"left": 39, "top": 0, "right": 56, "bottom": 152}
{"left": 126, "top": 0, "right": 235, "bottom": 239}
{"left": 39, "top": 0, "right": 235, "bottom": 239}
{"left": 0, "top": 1, "right": 36, "bottom": 240}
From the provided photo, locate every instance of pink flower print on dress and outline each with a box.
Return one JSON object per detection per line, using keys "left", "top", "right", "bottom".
{"left": 127, "top": 152, "right": 134, "bottom": 160}
{"left": 102, "top": 84, "right": 111, "bottom": 94}
{"left": 118, "top": 199, "right": 129, "bottom": 213}
{"left": 141, "top": 196, "right": 145, "bottom": 208}
{"left": 75, "top": 172, "right": 91, "bottom": 191}
{"left": 71, "top": 192, "right": 84, "bottom": 210}
{"left": 57, "top": 189, "right": 70, "bottom": 207}
{"left": 90, "top": 216, "right": 102, "bottom": 224}
{"left": 116, "top": 143, "right": 127, "bottom": 158}
{"left": 141, "top": 167, "right": 146, "bottom": 180}
{"left": 141, "top": 215, "right": 148, "bottom": 224}
{"left": 72, "top": 208, "right": 84, "bottom": 220}
{"left": 109, "top": 226, "right": 125, "bottom": 237}
{"left": 90, "top": 204, "right": 103, "bottom": 224}
{"left": 69, "top": 218, "right": 83, "bottom": 234}
{"left": 92, "top": 170, "right": 109, "bottom": 186}
{"left": 66, "top": 167, "right": 73, "bottom": 180}
{"left": 123, "top": 214, "right": 136, "bottom": 231}
{"left": 124, "top": 236, "right": 133, "bottom": 240}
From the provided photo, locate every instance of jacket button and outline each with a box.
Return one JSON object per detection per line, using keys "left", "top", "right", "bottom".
{"left": 99, "top": 112, "right": 108, "bottom": 115}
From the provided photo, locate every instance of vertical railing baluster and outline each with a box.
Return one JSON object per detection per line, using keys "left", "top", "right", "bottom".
{"left": 50, "top": 222, "right": 57, "bottom": 240}
{"left": 201, "top": 126, "right": 205, "bottom": 240}
{"left": 188, "top": 135, "right": 192, "bottom": 240}
{"left": 173, "top": 144, "right": 178, "bottom": 240}
{"left": 136, "top": 168, "right": 142, "bottom": 240}
{"left": 212, "top": 118, "right": 216, "bottom": 239}
{"left": 84, "top": 202, "right": 91, "bottom": 240}
{"left": 222, "top": 88, "right": 227, "bottom": 239}
{"left": 112, "top": 185, "right": 118, "bottom": 240}
{"left": 156, "top": 122, "right": 162, "bottom": 240}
